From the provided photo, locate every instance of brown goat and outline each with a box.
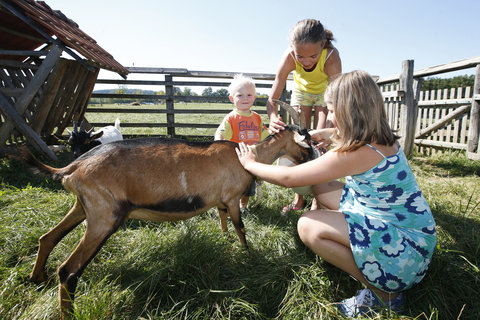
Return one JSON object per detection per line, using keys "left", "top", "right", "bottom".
{"left": 17, "top": 125, "right": 316, "bottom": 319}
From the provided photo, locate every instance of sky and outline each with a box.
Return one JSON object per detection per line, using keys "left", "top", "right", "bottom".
{"left": 45, "top": 0, "right": 479, "bottom": 90}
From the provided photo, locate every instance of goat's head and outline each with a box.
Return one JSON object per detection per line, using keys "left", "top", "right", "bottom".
{"left": 67, "top": 120, "right": 104, "bottom": 158}
{"left": 276, "top": 126, "right": 319, "bottom": 164}
{"left": 272, "top": 99, "right": 319, "bottom": 164}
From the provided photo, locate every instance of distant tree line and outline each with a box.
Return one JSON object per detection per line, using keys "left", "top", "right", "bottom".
{"left": 421, "top": 74, "right": 474, "bottom": 91}
{"left": 90, "top": 86, "right": 267, "bottom": 105}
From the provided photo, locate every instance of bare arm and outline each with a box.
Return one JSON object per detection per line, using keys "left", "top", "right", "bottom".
{"left": 236, "top": 142, "right": 382, "bottom": 188}
{"left": 266, "top": 49, "right": 296, "bottom": 133}
{"left": 324, "top": 48, "right": 342, "bottom": 81}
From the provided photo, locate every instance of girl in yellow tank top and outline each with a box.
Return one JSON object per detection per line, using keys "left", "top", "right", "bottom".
{"left": 292, "top": 48, "right": 329, "bottom": 94}
{"left": 266, "top": 19, "right": 342, "bottom": 214}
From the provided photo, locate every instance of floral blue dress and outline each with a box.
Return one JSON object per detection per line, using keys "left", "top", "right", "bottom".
{"left": 339, "top": 144, "right": 436, "bottom": 293}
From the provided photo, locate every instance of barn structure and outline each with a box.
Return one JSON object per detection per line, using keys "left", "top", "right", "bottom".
{"left": 0, "top": 0, "right": 128, "bottom": 160}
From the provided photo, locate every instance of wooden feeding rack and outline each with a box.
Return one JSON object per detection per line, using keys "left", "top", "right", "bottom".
{"left": 0, "top": 0, "right": 128, "bottom": 160}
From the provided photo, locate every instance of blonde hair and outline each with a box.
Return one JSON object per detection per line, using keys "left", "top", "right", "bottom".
{"left": 325, "top": 70, "right": 399, "bottom": 152}
{"left": 228, "top": 74, "right": 256, "bottom": 96}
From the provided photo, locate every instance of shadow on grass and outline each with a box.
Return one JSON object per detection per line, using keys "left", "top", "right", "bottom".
{"left": 407, "top": 206, "right": 480, "bottom": 319}
{"left": 93, "top": 227, "right": 306, "bottom": 319}
{"left": 1, "top": 151, "right": 74, "bottom": 190}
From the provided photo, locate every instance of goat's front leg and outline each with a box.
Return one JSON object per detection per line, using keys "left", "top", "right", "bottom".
{"left": 30, "top": 198, "right": 85, "bottom": 284}
{"left": 227, "top": 202, "right": 248, "bottom": 249}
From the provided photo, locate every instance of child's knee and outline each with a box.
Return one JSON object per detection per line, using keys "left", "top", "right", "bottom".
{"left": 297, "top": 213, "right": 315, "bottom": 241}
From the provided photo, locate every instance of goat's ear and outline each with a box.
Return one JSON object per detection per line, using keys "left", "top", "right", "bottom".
{"left": 294, "top": 131, "right": 310, "bottom": 148}
{"left": 90, "top": 131, "right": 104, "bottom": 140}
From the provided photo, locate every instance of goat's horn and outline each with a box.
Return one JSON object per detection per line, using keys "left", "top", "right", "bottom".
{"left": 80, "top": 120, "right": 85, "bottom": 132}
{"left": 73, "top": 121, "right": 78, "bottom": 133}
{"left": 273, "top": 99, "right": 306, "bottom": 129}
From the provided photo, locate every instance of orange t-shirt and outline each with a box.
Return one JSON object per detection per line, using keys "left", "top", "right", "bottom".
{"left": 216, "top": 109, "right": 269, "bottom": 145}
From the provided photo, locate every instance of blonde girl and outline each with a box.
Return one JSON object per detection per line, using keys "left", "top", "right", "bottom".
{"left": 237, "top": 70, "right": 436, "bottom": 317}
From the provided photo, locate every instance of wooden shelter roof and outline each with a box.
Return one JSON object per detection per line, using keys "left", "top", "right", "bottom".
{"left": 0, "top": 0, "right": 129, "bottom": 77}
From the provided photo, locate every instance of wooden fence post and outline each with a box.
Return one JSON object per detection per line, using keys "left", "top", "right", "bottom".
{"left": 164, "top": 74, "right": 175, "bottom": 137}
{"left": 467, "top": 64, "right": 480, "bottom": 159}
{"left": 398, "top": 60, "right": 417, "bottom": 157}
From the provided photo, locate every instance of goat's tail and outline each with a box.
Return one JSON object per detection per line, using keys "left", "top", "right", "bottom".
{"left": 11, "top": 146, "right": 74, "bottom": 180}
{"left": 114, "top": 118, "right": 121, "bottom": 132}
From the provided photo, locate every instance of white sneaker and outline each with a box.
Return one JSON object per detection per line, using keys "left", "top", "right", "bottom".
{"left": 338, "top": 288, "right": 403, "bottom": 317}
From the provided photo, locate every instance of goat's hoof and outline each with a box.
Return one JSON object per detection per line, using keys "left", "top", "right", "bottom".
{"left": 29, "top": 272, "right": 47, "bottom": 284}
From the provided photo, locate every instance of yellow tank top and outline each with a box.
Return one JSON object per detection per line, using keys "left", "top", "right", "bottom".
{"left": 292, "top": 48, "right": 329, "bottom": 94}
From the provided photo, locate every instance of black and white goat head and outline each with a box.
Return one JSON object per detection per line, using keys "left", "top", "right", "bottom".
{"left": 67, "top": 119, "right": 122, "bottom": 158}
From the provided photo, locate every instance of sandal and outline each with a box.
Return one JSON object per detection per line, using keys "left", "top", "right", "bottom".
{"left": 281, "top": 203, "right": 305, "bottom": 215}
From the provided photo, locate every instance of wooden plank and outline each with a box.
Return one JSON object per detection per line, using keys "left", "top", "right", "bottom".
{"left": 416, "top": 105, "right": 470, "bottom": 139}
{"left": 418, "top": 98, "right": 471, "bottom": 106}
{"left": 0, "top": 68, "right": 15, "bottom": 88}
{"left": 91, "top": 122, "right": 168, "bottom": 128}
{"left": 460, "top": 113, "right": 468, "bottom": 144}
{"left": 415, "top": 138, "right": 466, "bottom": 150}
{"left": 0, "top": 59, "right": 40, "bottom": 70}
{"left": 165, "top": 75, "right": 175, "bottom": 136}
{"left": 0, "top": 45, "right": 63, "bottom": 145}
{"left": 467, "top": 65, "right": 480, "bottom": 154}
{"left": 90, "top": 93, "right": 270, "bottom": 104}
{"left": 127, "top": 67, "right": 280, "bottom": 80}
{"left": 85, "top": 107, "right": 267, "bottom": 115}
{"left": 0, "top": 25, "right": 45, "bottom": 42}
{"left": 95, "top": 79, "right": 274, "bottom": 89}
{"left": 0, "top": 50, "right": 49, "bottom": 57}
{"left": 0, "top": 92, "right": 57, "bottom": 161}
{"left": 453, "top": 88, "right": 461, "bottom": 144}
{"left": 398, "top": 60, "right": 416, "bottom": 156}
{"left": 378, "top": 56, "right": 480, "bottom": 84}
{"left": 73, "top": 67, "right": 100, "bottom": 132}
{"left": 31, "top": 60, "right": 68, "bottom": 133}
{"left": 62, "top": 64, "right": 90, "bottom": 127}
{"left": 0, "top": 87, "right": 23, "bottom": 97}
{"left": 467, "top": 151, "right": 480, "bottom": 160}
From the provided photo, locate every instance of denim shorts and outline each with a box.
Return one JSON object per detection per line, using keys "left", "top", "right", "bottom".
{"left": 244, "top": 181, "right": 256, "bottom": 196}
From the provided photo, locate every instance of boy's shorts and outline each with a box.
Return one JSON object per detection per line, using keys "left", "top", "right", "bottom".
{"left": 291, "top": 88, "right": 325, "bottom": 107}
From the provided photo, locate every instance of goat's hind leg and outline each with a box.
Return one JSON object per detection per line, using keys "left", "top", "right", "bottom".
{"left": 30, "top": 197, "right": 86, "bottom": 284}
{"left": 57, "top": 212, "right": 124, "bottom": 319}
{"left": 57, "top": 196, "right": 129, "bottom": 319}
{"left": 217, "top": 206, "right": 229, "bottom": 233}
{"left": 227, "top": 203, "right": 248, "bottom": 249}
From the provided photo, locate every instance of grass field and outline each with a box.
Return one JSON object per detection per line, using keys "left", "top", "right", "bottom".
{"left": 1, "top": 105, "right": 479, "bottom": 319}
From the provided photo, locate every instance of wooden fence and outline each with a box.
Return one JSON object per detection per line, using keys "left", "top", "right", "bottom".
{"left": 88, "top": 56, "right": 480, "bottom": 160}
{"left": 377, "top": 56, "right": 480, "bottom": 159}
{"left": 89, "top": 69, "right": 286, "bottom": 138}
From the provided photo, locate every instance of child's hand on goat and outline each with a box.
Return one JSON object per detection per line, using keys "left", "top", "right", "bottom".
{"left": 236, "top": 142, "right": 258, "bottom": 168}
{"left": 309, "top": 128, "right": 334, "bottom": 150}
